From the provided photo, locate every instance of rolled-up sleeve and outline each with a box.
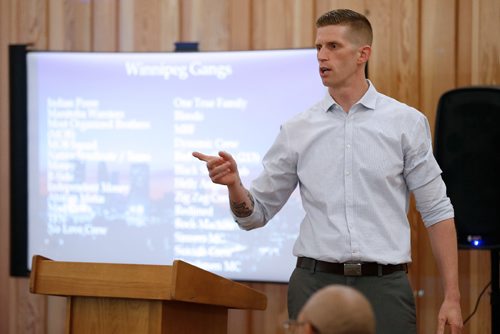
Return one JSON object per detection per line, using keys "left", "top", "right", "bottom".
{"left": 413, "top": 175, "right": 454, "bottom": 227}
{"left": 403, "top": 114, "right": 453, "bottom": 227}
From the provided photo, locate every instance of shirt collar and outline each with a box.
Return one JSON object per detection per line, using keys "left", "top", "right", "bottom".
{"left": 358, "top": 80, "right": 377, "bottom": 110}
{"left": 323, "top": 79, "right": 378, "bottom": 112}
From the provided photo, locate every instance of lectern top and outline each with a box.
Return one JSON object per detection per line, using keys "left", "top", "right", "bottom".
{"left": 29, "top": 255, "right": 267, "bottom": 310}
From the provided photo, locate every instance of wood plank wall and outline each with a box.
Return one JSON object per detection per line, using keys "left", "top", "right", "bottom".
{"left": 0, "top": 0, "right": 498, "bottom": 333}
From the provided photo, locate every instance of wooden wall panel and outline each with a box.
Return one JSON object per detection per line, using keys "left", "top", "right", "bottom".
{"left": 228, "top": 282, "right": 288, "bottom": 334}
{"left": 158, "top": 0, "right": 182, "bottom": 51}
{"left": 118, "top": 0, "right": 134, "bottom": 51}
{"left": 181, "top": 0, "right": 229, "bottom": 50}
{"left": 462, "top": 250, "right": 492, "bottom": 333}
{"left": 9, "top": 0, "right": 47, "bottom": 48}
{"left": 370, "top": 1, "right": 420, "bottom": 106}
{"left": 247, "top": 283, "right": 288, "bottom": 334}
{"left": 228, "top": 0, "right": 252, "bottom": 50}
{"left": 180, "top": 0, "right": 254, "bottom": 51}
{"left": 289, "top": 0, "right": 315, "bottom": 48}
{"left": 48, "top": 0, "right": 65, "bottom": 50}
{"left": 134, "top": 0, "right": 179, "bottom": 51}
{"left": 315, "top": 0, "right": 368, "bottom": 18}
{"left": 9, "top": 279, "right": 46, "bottom": 334}
{"left": 420, "top": 0, "right": 456, "bottom": 130}
{"left": 419, "top": 1, "right": 460, "bottom": 332}
{"left": 473, "top": 0, "right": 500, "bottom": 85}
{"left": 252, "top": 0, "right": 315, "bottom": 49}
{"left": 118, "top": 0, "right": 179, "bottom": 52}
{"left": 93, "top": 0, "right": 118, "bottom": 51}
{"left": 456, "top": 0, "right": 472, "bottom": 86}
{"left": 48, "top": 0, "right": 92, "bottom": 51}
{"left": 1, "top": 0, "right": 499, "bottom": 333}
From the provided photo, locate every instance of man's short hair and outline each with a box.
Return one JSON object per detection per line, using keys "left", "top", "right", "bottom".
{"left": 299, "top": 285, "right": 376, "bottom": 334}
{"left": 316, "top": 9, "right": 373, "bottom": 46}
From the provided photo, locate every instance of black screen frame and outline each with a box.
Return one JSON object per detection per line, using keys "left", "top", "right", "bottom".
{"left": 10, "top": 44, "right": 30, "bottom": 277}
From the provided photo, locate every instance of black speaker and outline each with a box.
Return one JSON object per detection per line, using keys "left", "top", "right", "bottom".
{"left": 434, "top": 87, "right": 500, "bottom": 249}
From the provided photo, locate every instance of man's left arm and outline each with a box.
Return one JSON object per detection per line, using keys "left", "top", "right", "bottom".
{"left": 427, "top": 218, "right": 463, "bottom": 334}
{"left": 404, "top": 114, "right": 463, "bottom": 333}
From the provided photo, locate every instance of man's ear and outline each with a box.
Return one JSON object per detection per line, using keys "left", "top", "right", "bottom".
{"left": 357, "top": 45, "right": 371, "bottom": 64}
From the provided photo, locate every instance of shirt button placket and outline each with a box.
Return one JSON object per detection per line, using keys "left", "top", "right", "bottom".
{"left": 344, "top": 114, "right": 355, "bottom": 256}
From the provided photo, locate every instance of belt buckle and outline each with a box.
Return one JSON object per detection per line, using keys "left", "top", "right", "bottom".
{"left": 343, "top": 263, "right": 362, "bottom": 276}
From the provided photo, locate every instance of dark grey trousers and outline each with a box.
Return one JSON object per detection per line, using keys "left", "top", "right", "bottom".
{"left": 287, "top": 267, "right": 417, "bottom": 334}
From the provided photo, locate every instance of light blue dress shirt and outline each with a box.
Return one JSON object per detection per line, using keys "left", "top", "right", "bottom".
{"left": 235, "top": 81, "right": 454, "bottom": 264}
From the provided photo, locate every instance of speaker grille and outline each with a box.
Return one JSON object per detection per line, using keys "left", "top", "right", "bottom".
{"left": 434, "top": 87, "right": 500, "bottom": 248}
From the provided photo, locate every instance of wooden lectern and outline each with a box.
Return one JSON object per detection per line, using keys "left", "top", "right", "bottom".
{"left": 29, "top": 255, "right": 267, "bottom": 333}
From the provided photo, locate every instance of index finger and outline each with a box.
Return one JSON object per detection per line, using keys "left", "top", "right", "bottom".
{"left": 192, "top": 151, "right": 213, "bottom": 162}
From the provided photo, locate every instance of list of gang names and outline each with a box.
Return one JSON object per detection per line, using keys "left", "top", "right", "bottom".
{"left": 43, "top": 94, "right": 259, "bottom": 275}
{"left": 171, "top": 95, "right": 257, "bottom": 273}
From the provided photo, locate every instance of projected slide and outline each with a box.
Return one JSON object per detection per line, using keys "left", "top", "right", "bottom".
{"left": 27, "top": 50, "right": 325, "bottom": 282}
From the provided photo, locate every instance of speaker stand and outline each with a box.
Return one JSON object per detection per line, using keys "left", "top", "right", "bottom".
{"left": 491, "top": 249, "right": 499, "bottom": 333}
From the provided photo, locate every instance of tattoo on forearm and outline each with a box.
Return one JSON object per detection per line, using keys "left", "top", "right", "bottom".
{"left": 231, "top": 190, "right": 255, "bottom": 218}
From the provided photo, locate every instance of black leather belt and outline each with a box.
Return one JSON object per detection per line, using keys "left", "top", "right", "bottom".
{"left": 296, "top": 257, "right": 408, "bottom": 276}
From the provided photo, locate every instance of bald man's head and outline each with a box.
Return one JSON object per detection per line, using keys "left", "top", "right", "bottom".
{"left": 298, "top": 285, "right": 375, "bottom": 334}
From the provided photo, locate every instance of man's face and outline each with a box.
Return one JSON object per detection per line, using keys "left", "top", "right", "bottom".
{"left": 315, "top": 24, "right": 362, "bottom": 89}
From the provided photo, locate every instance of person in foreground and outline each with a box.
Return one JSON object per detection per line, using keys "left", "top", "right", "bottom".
{"left": 193, "top": 8, "right": 462, "bottom": 334}
{"left": 284, "top": 284, "right": 375, "bottom": 334}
